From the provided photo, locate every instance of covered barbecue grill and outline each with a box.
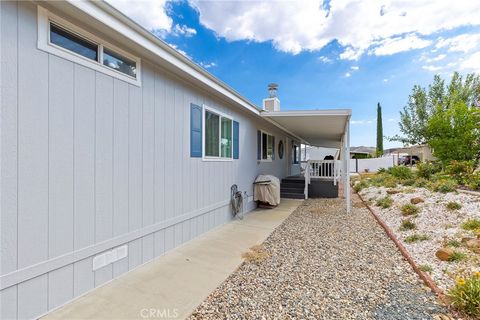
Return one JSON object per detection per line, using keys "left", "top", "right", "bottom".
{"left": 253, "top": 175, "right": 281, "bottom": 207}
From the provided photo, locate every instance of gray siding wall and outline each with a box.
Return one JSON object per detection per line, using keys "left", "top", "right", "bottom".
{"left": 0, "top": 2, "right": 299, "bottom": 319}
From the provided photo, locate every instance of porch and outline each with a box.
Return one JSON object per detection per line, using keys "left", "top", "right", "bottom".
{"left": 261, "top": 110, "right": 351, "bottom": 212}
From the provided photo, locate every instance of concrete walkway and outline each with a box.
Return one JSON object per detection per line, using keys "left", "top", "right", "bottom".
{"left": 43, "top": 199, "right": 302, "bottom": 320}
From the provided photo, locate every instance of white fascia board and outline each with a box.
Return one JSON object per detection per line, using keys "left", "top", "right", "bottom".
{"left": 261, "top": 109, "right": 352, "bottom": 117}
{"left": 65, "top": 0, "right": 260, "bottom": 116}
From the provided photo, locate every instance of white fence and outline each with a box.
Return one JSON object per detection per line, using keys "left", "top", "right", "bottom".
{"left": 350, "top": 155, "right": 398, "bottom": 173}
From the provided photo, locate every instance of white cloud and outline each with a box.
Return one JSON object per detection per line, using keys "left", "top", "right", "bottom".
{"left": 167, "top": 43, "right": 191, "bottom": 59}
{"left": 460, "top": 51, "right": 480, "bottom": 73}
{"left": 199, "top": 61, "right": 217, "bottom": 69}
{"left": 188, "top": 0, "right": 480, "bottom": 58}
{"left": 422, "top": 65, "right": 443, "bottom": 72}
{"left": 172, "top": 24, "right": 197, "bottom": 37}
{"left": 344, "top": 72, "right": 351, "bottom": 77}
{"left": 350, "top": 66, "right": 359, "bottom": 70}
{"left": 383, "top": 78, "right": 389, "bottom": 83}
{"left": 370, "top": 34, "right": 432, "bottom": 56}
{"left": 318, "top": 56, "right": 332, "bottom": 63}
{"left": 107, "top": 0, "right": 172, "bottom": 31}
{"left": 435, "top": 33, "right": 480, "bottom": 53}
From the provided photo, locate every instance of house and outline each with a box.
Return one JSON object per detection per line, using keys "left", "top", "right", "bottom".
{"left": 0, "top": 1, "right": 351, "bottom": 319}
{"left": 384, "top": 144, "right": 435, "bottom": 162}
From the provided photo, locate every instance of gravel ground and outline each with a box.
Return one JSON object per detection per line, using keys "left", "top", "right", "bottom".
{"left": 360, "top": 186, "right": 480, "bottom": 291}
{"left": 189, "top": 196, "right": 448, "bottom": 319}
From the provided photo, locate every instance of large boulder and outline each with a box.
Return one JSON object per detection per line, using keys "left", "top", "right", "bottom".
{"left": 465, "top": 239, "right": 480, "bottom": 253}
{"left": 410, "top": 197, "right": 425, "bottom": 205}
{"left": 435, "top": 248, "right": 454, "bottom": 261}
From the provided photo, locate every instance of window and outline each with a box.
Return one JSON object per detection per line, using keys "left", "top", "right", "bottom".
{"left": 37, "top": 6, "right": 141, "bottom": 86}
{"left": 103, "top": 48, "right": 137, "bottom": 78}
{"left": 50, "top": 24, "right": 98, "bottom": 61}
{"left": 204, "top": 108, "right": 233, "bottom": 159}
{"left": 293, "top": 143, "right": 300, "bottom": 164}
{"left": 261, "top": 132, "right": 274, "bottom": 161}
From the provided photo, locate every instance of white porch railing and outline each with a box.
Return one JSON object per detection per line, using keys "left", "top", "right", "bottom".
{"left": 302, "top": 160, "right": 342, "bottom": 199}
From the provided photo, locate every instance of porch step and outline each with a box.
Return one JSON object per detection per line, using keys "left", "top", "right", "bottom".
{"left": 281, "top": 178, "right": 304, "bottom": 185}
{"left": 280, "top": 187, "right": 304, "bottom": 194}
{"left": 280, "top": 192, "right": 305, "bottom": 199}
{"left": 280, "top": 183, "right": 305, "bottom": 190}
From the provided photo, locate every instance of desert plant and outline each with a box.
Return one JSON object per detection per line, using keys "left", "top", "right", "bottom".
{"left": 401, "top": 203, "right": 420, "bottom": 216}
{"left": 404, "top": 234, "right": 430, "bottom": 243}
{"left": 466, "top": 172, "right": 480, "bottom": 190}
{"left": 416, "top": 161, "right": 441, "bottom": 179}
{"left": 430, "top": 179, "right": 457, "bottom": 193}
{"left": 399, "top": 219, "right": 416, "bottom": 231}
{"left": 353, "top": 180, "right": 369, "bottom": 192}
{"left": 447, "top": 240, "right": 462, "bottom": 248}
{"left": 413, "top": 177, "right": 431, "bottom": 188}
{"left": 448, "top": 251, "right": 467, "bottom": 262}
{"left": 462, "top": 219, "right": 480, "bottom": 231}
{"left": 388, "top": 166, "right": 414, "bottom": 179}
{"left": 376, "top": 196, "right": 393, "bottom": 209}
{"left": 377, "top": 167, "right": 387, "bottom": 174}
{"left": 446, "top": 160, "right": 475, "bottom": 184}
{"left": 448, "top": 273, "right": 480, "bottom": 317}
{"left": 446, "top": 201, "right": 462, "bottom": 210}
{"left": 419, "top": 264, "right": 433, "bottom": 273}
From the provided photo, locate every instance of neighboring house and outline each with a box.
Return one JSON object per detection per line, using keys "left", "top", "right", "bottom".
{"left": 384, "top": 145, "right": 435, "bottom": 162}
{"left": 350, "top": 146, "right": 376, "bottom": 159}
{"left": 0, "top": 1, "right": 351, "bottom": 319}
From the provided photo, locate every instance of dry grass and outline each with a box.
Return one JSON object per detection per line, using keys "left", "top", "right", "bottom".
{"left": 242, "top": 245, "right": 269, "bottom": 263}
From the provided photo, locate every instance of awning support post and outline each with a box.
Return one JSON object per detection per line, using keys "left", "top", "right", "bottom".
{"left": 343, "top": 119, "right": 351, "bottom": 213}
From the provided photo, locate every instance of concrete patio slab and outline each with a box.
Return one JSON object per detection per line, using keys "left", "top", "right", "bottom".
{"left": 42, "top": 199, "right": 302, "bottom": 320}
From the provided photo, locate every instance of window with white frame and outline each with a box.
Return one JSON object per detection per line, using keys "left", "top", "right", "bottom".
{"left": 261, "top": 131, "right": 274, "bottom": 160}
{"left": 37, "top": 6, "right": 141, "bottom": 86}
{"left": 204, "top": 107, "right": 233, "bottom": 159}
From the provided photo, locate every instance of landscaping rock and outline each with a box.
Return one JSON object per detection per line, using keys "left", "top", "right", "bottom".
{"left": 435, "top": 248, "right": 454, "bottom": 261}
{"left": 387, "top": 189, "right": 400, "bottom": 195}
{"left": 189, "top": 196, "right": 447, "bottom": 319}
{"left": 465, "top": 239, "right": 480, "bottom": 253}
{"left": 410, "top": 197, "right": 425, "bottom": 205}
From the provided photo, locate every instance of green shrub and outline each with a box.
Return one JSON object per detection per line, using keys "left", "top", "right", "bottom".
{"left": 402, "top": 178, "right": 416, "bottom": 186}
{"left": 399, "top": 219, "right": 416, "bottom": 231}
{"left": 419, "top": 264, "right": 433, "bottom": 273}
{"left": 448, "top": 273, "right": 480, "bottom": 317}
{"left": 462, "top": 219, "right": 480, "bottom": 231}
{"left": 400, "top": 203, "right": 420, "bottom": 216}
{"left": 448, "top": 251, "right": 467, "bottom": 262}
{"left": 446, "top": 201, "right": 462, "bottom": 210}
{"left": 376, "top": 196, "right": 393, "bottom": 209}
{"left": 388, "top": 166, "right": 414, "bottom": 179}
{"left": 383, "top": 177, "right": 399, "bottom": 188}
{"left": 446, "top": 160, "right": 475, "bottom": 184}
{"left": 416, "top": 161, "right": 441, "bottom": 179}
{"left": 466, "top": 172, "right": 480, "bottom": 190}
{"left": 430, "top": 179, "right": 457, "bottom": 193}
{"left": 377, "top": 167, "right": 387, "bottom": 174}
{"left": 353, "top": 180, "right": 369, "bottom": 192}
{"left": 413, "top": 178, "right": 431, "bottom": 188}
{"left": 404, "top": 234, "right": 430, "bottom": 243}
{"left": 447, "top": 240, "right": 462, "bottom": 248}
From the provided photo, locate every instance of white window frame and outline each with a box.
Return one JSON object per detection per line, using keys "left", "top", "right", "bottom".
{"left": 260, "top": 130, "right": 274, "bottom": 162}
{"left": 37, "top": 6, "right": 142, "bottom": 86}
{"left": 202, "top": 105, "right": 233, "bottom": 162}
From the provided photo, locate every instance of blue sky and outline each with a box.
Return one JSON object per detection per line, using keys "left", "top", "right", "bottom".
{"left": 109, "top": 0, "right": 480, "bottom": 149}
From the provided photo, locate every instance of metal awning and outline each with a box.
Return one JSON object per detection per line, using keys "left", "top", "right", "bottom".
{"left": 261, "top": 109, "right": 351, "bottom": 148}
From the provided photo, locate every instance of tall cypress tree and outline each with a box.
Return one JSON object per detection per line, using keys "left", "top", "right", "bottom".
{"left": 377, "top": 102, "right": 384, "bottom": 156}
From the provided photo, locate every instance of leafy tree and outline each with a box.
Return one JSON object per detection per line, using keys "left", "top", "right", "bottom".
{"left": 376, "top": 102, "right": 383, "bottom": 156}
{"left": 392, "top": 72, "right": 480, "bottom": 147}
{"left": 427, "top": 99, "right": 480, "bottom": 164}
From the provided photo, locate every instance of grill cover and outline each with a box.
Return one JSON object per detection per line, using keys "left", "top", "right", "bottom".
{"left": 254, "top": 175, "right": 281, "bottom": 206}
